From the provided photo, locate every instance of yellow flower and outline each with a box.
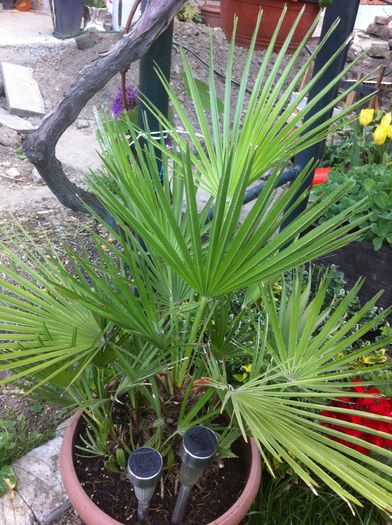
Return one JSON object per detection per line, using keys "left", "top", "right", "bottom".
{"left": 374, "top": 126, "right": 387, "bottom": 146}
{"left": 359, "top": 108, "right": 374, "bottom": 126}
{"left": 381, "top": 112, "right": 392, "bottom": 128}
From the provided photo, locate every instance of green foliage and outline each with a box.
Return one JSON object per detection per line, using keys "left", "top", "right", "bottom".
{"left": 0, "top": 416, "right": 54, "bottom": 496}
{"left": 177, "top": 2, "right": 202, "bottom": 23}
{"left": 313, "top": 164, "right": 392, "bottom": 250}
{"left": 322, "top": 112, "right": 392, "bottom": 168}
{"left": 245, "top": 474, "right": 388, "bottom": 525}
{"left": 0, "top": 8, "right": 391, "bottom": 514}
{"left": 85, "top": 0, "right": 106, "bottom": 8}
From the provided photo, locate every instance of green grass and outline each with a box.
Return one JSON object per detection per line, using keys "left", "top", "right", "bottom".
{"left": 245, "top": 474, "right": 388, "bottom": 525}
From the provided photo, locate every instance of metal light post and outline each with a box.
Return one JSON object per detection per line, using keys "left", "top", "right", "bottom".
{"left": 172, "top": 426, "right": 218, "bottom": 525}
{"left": 128, "top": 447, "right": 163, "bottom": 524}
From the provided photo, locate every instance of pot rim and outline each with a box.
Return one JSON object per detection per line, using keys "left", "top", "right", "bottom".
{"left": 61, "top": 411, "right": 261, "bottom": 525}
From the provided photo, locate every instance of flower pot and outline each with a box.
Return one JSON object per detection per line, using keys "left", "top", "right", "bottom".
{"left": 221, "top": 0, "right": 320, "bottom": 52}
{"left": 85, "top": 6, "right": 107, "bottom": 32}
{"left": 201, "top": 4, "right": 221, "bottom": 28}
{"left": 52, "top": 0, "right": 85, "bottom": 39}
{"left": 61, "top": 412, "right": 261, "bottom": 525}
{"left": 2, "top": 0, "right": 15, "bottom": 8}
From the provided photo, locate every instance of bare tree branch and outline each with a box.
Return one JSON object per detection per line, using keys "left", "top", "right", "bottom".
{"left": 23, "top": 0, "right": 183, "bottom": 224}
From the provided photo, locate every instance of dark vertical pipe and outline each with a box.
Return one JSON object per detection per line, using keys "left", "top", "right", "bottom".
{"left": 137, "top": 0, "right": 174, "bottom": 134}
{"left": 282, "top": 0, "right": 360, "bottom": 227}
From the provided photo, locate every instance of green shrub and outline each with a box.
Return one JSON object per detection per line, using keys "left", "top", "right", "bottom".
{"left": 313, "top": 164, "right": 392, "bottom": 250}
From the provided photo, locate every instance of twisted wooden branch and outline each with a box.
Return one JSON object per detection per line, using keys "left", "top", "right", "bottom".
{"left": 24, "top": 0, "right": 183, "bottom": 223}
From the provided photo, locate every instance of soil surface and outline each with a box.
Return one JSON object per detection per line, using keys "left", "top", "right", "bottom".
{"left": 74, "top": 427, "right": 247, "bottom": 525}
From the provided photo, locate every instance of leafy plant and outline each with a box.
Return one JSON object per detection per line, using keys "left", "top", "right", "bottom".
{"left": 313, "top": 164, "right": 392, "bottom": 250}
{"left": 0, "top": 7, "right": 391, "bottom": 516}
{"left": 85, "top": 0, "right": 106, "bottom": 8}
{"left": 322, "top": 109, "right": 392, "bottom": 168}
{"left": 177, "top": 2, "right": 202, "bottom": 23}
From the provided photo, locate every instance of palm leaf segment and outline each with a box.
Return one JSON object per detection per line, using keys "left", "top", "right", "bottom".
{"left": 212, "top": 275, "right": 392, "bottom": 512}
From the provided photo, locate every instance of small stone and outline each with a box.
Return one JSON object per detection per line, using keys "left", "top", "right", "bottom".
{"left": 6, "top": 167, "right": 20, "bottom": 179}
{"left": 76, "top": 119, "right": 90, "bottom": 129}
{"left": 30, "top": 167, "right": 42, "bottom": 184}
{"left": 366, "top": 42, "right": 390, "bottom": 58}
{"left": 75, "top": 32, "right": 103, "bottom": 50}
{"left": 367, "top": 23, "right": 392, "bottom": 41}
{"left": 0, "top": 126, "right": 20, "bottom": 147}
{"left": 374, "top": 15, "right": 391, "bottom": 26}
{"left": 0, "top": 108, "right": 35, "bottom": 132}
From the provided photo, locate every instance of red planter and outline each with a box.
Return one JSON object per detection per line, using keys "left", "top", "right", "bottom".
{"left": 201, "top": 4, "right": 222, "bottom": 28}
{"left": 61, "top": 412, "right": 262, "bottom": 525}
{"left": 221, "top": 0, "right": 320, "bottom": 52}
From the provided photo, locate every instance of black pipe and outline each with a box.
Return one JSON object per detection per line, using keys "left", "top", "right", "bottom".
{"left": 207, "top": 166, "right": 300, "bottom": 222}
{"left": 281, "top": 0, "right": 361, "bottom": 228}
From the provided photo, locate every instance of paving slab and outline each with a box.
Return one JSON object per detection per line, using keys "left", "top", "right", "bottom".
{"left": 0, "top": 108, "right": 36, "bottom": 132}
{"left": 13, "top": 435, "right": 66, "bottom": 524}
{"left": 56, "top": 127, "right": 102, "bottom": 173}
{"left": 0, "top": 11, "right": 74, "bottom": 49}
{"left": 0, "top": 490, "right": 35, "bottom": 525}
{"left": 1, "top": 62, "right": 45, "bottom": 117}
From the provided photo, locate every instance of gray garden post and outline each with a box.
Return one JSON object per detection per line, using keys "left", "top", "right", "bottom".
{"left": 282, "top": 0, "right": 361, "bottom": 227}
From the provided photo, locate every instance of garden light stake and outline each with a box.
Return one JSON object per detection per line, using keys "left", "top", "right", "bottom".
{"left": 127, "top": 447, "right": 163, "bottom": 524}
{"left": 172, "top": 426, "right": 218, "bottom": 524}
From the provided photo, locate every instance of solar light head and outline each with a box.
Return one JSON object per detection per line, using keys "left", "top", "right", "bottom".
{"left": 128, "top": 447, "right": 163, "bottom": 523}
{"left": 179, "top": 425, "right": 218, "bottom": 486}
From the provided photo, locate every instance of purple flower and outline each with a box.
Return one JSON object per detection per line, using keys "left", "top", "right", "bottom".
{"left": 112, "top": 84, "right": 138, "bottom": 119}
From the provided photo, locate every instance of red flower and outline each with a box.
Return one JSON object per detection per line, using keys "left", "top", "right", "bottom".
{"left": 321, "top": 380, "right": 392, "bottom": 455}
{"left": 312, "top": 167, "right": 331, "bottom": 187}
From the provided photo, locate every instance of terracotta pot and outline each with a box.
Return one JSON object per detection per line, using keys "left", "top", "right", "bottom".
{"left": 61, "top": 412, "right": 261, "bottom": 525}
{"left": 221, "top": 0, "right": 320, "bottom": 52}
{"left": 201, "top": 4, "right": 221, "bottom": 28}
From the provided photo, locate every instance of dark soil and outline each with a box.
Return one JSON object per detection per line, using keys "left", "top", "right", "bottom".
{"left": 73, "top": 393, "right": 248, "bottom": 525}
{"left": 75, "top": 444, "right": 247, "bottom": 525}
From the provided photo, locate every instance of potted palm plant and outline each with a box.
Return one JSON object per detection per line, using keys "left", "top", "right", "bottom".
{"left": 221, "top": 0, "right": 331, "bottom": 51}
{"left": 0, "top": 13, "right": 391, "bottom": 525}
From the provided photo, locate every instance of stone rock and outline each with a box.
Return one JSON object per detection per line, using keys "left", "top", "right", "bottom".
{"left": 0, "top": 107, "right": 35, "bottom": 132}
{"left": 374, "top": 15, "right": 391, "bottom": 26}
{"left": 366, "top": 42, "right": 390, "bottom": 58}
{"left": 367, "top": 23, "right": 392, "bottom": 41}
{"left": 30, "top": 167, "right": 42, "bottom": 184}
{"left": 75, "top": 32, "right": 103, "bottom": 50}
{"left": 0, "top": 490, "right": 35, "bottom": 525}
{"left": 13, "top": 436, "right": 67, "bottom": 524}
{"left": 56, "top": 127, "right": 101, "bottom": 173}
{"left": 0, "top": 126, "right": 20, "bottom": 147}
{"left": 6, "top": 167, "right": 20, "bottom": 179}
{"left": 76, "top": 119, "right": 90, "bottom": 129}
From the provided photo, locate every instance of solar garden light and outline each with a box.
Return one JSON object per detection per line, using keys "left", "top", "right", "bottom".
{"left": 127, "top": 447, "right": 163, "bottom": 524}
{"left": 172, "top": 426, "right": 218, "bottom": 525}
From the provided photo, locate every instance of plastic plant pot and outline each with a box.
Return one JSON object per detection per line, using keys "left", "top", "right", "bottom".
{"left": 201, "top": 4, "right": 221, "bottom": 28}
{"left": 61, "top": 412, "right": 262, "bottom": 525}
{"left": 52, "top": 0, "right": 85, "bottom": 39}
{"left": 220, "top": 0, "right": 320, "bottom": 52}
